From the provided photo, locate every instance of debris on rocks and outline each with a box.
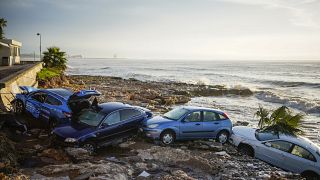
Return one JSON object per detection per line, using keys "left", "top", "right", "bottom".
{"left": 138, "top": 170, "right": 150, "bottom": 177}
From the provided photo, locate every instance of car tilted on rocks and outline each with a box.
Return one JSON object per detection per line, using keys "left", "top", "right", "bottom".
{"left": 230, "top": 126, "right": 320, "bottom": 179}
{"left": 52, "top": 102, "right": 152, "bottom": 153}
{"left": 13, "top": 86, "right": 101, "bottom": 128}
{"left": 142, "top": 106, "right": 232, "bottom": 145}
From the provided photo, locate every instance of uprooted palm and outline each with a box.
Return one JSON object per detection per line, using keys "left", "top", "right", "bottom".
{"left": 255, "top": 106, "right": 304, "bottom": 136}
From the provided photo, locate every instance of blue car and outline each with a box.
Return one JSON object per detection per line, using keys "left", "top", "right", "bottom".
{"left": 14, "top": 86, "right": 101, "bottom": 128}
{"left": 143, "top": 106, "right": 232, "bottom": 145}
{"left": 52, "top": 102, "right": 152, "bottom": 153}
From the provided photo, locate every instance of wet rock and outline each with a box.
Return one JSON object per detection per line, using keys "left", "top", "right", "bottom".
{"left": 135, "top": 162, "right": 148, "bottom": 171}
{"left": 0, "top": 133, "right": 19, "bottom": 173}
{"left": 37, "top": 160, "right": 133, "bottom": 179}
{"left": 119, "top": 141, "right": 135, "bottom": 148}
{"left": 34, "top": 144, "right": 44, "bottom": 151}
{"left": 214, "top": 151, "right": 231, "bottom": 158}
{"left": 64, "top": 148, "right": 91, "bottom": 162}
{"left": 39, "top": 148, "right": 69, "bottom": 162}
{"left": 234, "top": 121, "right": 250, "bottom": 126}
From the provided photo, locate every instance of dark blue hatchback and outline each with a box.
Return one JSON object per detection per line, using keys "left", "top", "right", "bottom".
{"left": 52, "top": 102, "right": 152, "bottom": 152}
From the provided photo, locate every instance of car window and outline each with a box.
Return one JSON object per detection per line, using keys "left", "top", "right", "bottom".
{"left": 104, "top": 111, "right": 121, "bottom": 125}
{"left": 31, "top": 93, "right": 47, "bottom": 103}
{"left": 78, "top": 109, "right": 105, "bottom": 127}
{"left": 163, "top": 108, "right": 189, "bottom": 121}
{"left": 120, "top": 109, "right": 141, "bottom": 121}
{"left": 291, "top": 145, "right": 316, "bottom": 162}
{"left": 256, "top": 131, "right": 279, "bottom": 141}
{"left": 203, "top": 111, "right": 220, "bottom": 122}
{"left": 184, "top": 111, "right": 201, "bottom": 122}
{"left": 45, "top": 95, "right": 62, "bottom": 106}
{"left": 268, "top": 140, "right": 293, "bottom": 152}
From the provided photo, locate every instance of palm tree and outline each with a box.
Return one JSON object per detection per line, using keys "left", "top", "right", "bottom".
{"left": 255, "top": 105, "right": 304, "bottom": 136}
{"left": 42, "top": 47, "right": 67, "bottom": 69}
{"left": 0, "top": 18, "right": 7, "bottom": 39}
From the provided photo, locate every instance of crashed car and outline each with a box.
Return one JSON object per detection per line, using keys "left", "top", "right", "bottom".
{"left": 143, "top": 106, "right": 232, "bottom": 145}
{"left": 13, "top": 86, "right": 101, "bottom": 128}
{"left": 52, "top": 102, "right": 152, "bottom": 153}
{"left": 230, "top": 126, "right": 320, "bottom": 179}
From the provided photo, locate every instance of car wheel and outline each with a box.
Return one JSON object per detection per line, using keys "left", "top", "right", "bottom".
{"left": 160, "top": 130, "right": 175, "bottom": 145}
{"left": 238, "top": 144, "right": 254, "bottom": 157}
{"left": 301, "top": 171, "right": 319, "bottom": 180}
{"left": 82, "top": 143, "right": 96, "bottom": 154}
{"left": 48, "top": 118, "right": 58, "bottom": 131}
{"left": 216, "top": 131, "right": 229, "bottom": 144}
{"left": 14, "top": 100, "right": 24, "bottom": 114}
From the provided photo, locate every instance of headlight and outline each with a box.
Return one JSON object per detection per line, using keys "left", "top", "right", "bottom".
{"left": 64, "top": 138, "right": 78, "bottom": 143}
{"left": 147, "top": 124, "right": 159, "bottom": 128}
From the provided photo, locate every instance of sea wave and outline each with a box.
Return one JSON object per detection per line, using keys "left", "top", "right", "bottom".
{"left": 100, "top": 67, "right": 111, "bottom": 70}
{"left": 256, "top": 91, "right": 320, "bottom": 114}
{"left": 263, "top": 80, "right": 320, "bottom": 88}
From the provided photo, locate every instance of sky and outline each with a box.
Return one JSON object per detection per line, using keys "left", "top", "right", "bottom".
{"left": 0, "top": 0, "right": 320, "bottom": 60}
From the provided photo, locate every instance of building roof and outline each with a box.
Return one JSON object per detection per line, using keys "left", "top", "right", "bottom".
{"left": 0, "top": 42, "right": 10, "bottom": 48}
{"left": 0, "top": 39, "right": 22, "bottom": 47}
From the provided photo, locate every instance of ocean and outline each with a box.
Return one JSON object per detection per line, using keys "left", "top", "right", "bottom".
{"left": 67, "top": 58, "right": 320, "bottom": 144}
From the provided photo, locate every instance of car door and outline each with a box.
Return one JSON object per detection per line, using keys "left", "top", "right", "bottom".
{"left": 95, "top": 110, "right": 123, "bottom": 145}
{"left": 41, "top": 94, "right": 63, "bottom": 123}
{"left": 283, "top": 144, "right": 317, "bottom": 173}
{"left": 179, "top": 111, "right": 203, "bottom": 139}
{"left": 255, "top": 140, "right": 293, "bottom": 170}
{"left": 119, "top": 108, "right": 144, "bottom": 136}
{"left": 25, "top": 92, "right": 47, "bottom": 119}
{"left": 202, "top": 111, "right": 223, "bottom": 138}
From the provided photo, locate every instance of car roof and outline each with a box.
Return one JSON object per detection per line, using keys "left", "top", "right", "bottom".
{"left": 44, "top": 88, "right": 73, "bottom": 100}
{"left": 279, "top": 134, "right": 320, "bottom": 153}
{"left": 99, "top": 102, "right": 133, "bottom": 114}
{"left": 182, "top": 106, "right": 224, "bottom": 113}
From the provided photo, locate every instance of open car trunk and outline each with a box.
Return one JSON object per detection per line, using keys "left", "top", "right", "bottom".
{"left": 68, "top": 90, "right": 101, "bottom": 114}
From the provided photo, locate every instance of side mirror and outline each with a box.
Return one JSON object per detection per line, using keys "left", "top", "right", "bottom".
{"left": 264, "top": 142, "right": 272, "bottom": 147}
{"left": 100, "top": 123, "right": 108, "bottom": 128}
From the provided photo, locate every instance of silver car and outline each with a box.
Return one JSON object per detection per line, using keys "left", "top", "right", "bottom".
{"left": 230, "top": 126, "right": 320, "bottom": 179}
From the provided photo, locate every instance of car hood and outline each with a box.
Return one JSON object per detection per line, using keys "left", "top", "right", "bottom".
{"left": 144, "top": 115, "right": 174, "bottom": 125}
{"left": 232, "top": 126, "right": 257, "bottom": 140}
{"left": 53, "top": 122, "right": 95, "bottom": 139}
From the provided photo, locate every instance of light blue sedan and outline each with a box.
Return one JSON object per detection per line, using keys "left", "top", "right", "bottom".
{"left": 142, "top": 106, "right": 232, "bottom": 145}
{"left": 230, "top": 126, "right": 320, "bottom": 179}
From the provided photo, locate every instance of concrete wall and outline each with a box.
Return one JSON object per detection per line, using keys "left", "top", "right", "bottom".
{"left": 0, "top": 62, "right": 43, "bottom": 111}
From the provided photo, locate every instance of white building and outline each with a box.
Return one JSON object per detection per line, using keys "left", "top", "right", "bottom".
{"left": 0, "top": 39, "right": 22, "bottom": 66}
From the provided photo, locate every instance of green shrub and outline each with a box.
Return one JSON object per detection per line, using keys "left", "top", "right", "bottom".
{"left": 37, "top": 68, "right": 62, "bottom": 81}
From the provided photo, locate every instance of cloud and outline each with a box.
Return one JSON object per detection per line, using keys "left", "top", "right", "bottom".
{"left": 220, "top": 0, "right": 320, "bottom": 28}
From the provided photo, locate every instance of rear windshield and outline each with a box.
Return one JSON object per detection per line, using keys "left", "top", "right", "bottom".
{"left": 77, "top": 109, "right": 105, "bottom": 127}
{"left": 255, "top": 130, "right": 279, "bottom": 141}
{"left": 163, "top": 108, "right": 189, "bottom": 121}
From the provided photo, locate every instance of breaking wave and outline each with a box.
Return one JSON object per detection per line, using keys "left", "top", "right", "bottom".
{"left": 256, "top": 91, "right": 320, "bottom": 114}
{"left": 264, "top": 80, "right": 320, "bottom": 88}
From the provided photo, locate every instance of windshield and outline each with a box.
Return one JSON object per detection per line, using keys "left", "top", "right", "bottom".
{"left": 77, "top": 109, "right": 105, "bottom": 127}
{"left": 255, "top": 130, "right": 279, "bottom": 141}
{"left": 163, "top": 108, "right": 189, "bottom": 121}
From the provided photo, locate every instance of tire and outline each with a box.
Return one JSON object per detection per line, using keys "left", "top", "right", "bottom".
{"left": 216, "top": 130, "right": 229, "bottom": 144}
{"left": 160, "top": 130, "right": 175, "bottom": 145}
{"left": 48, "top": 118, "right": 58, "bottom": 131}
{"left": 82, "top": 143, "right": 96, "bottom": 154}
{"left": 238, "top": 144, "right": 254, "bottom": 157}
{"left": 301, "top": 171, "right": 319, "bottom": 180}
{"left": 14, "top": 100, "right": 24, "bottom": 114}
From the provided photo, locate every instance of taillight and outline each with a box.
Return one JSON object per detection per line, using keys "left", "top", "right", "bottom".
{"left": 223, "top": 112, "right": 229, "bottom": 119}
{"left": 63, "top": 112, "right": 72, "bottom": 118}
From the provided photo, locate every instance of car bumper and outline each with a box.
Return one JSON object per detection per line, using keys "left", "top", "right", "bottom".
{"left": 229, "top": 134, "right": 243, "bottom": 146}
{"left": 141, "top": 128, "right": 162, "bottom": 140}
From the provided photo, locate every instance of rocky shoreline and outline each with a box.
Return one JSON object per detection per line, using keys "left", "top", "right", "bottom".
{"left": 0, "top": 75, "right": 303, "bottom": 179}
